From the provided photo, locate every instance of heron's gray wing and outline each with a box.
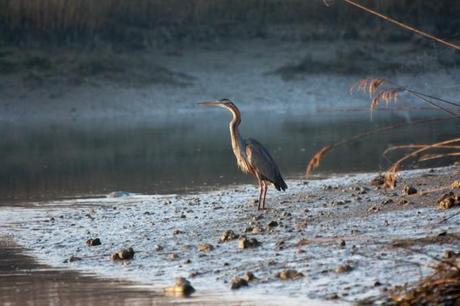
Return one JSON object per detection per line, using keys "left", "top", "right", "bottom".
{"left": 245, "top": 138, "right": 281, "bottom": 182}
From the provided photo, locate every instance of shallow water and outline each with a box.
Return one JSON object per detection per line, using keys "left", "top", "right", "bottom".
{"left": 0, "top": 109, "right": 457, "bottom": 204}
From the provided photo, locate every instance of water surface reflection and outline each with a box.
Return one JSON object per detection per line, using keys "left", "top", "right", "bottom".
{"left": 0, "top": 110, "right": 457, "bottom": 203}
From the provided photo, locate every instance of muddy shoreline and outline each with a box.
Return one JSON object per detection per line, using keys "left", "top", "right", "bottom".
{"left": 1, "top": 166, "right": 459, "bottom": 305}
{"left": 0, "top": 238, "right": 166, "bottom": 305}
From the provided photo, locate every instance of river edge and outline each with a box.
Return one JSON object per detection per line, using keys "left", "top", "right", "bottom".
{"left": 1, "top": 166, "right": 459, "bottom": 305}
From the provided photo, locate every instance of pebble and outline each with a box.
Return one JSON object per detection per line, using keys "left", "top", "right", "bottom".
{"left": 442, "top": 250, "right": 456, "bottom": 259}
{"left": 219, "top": 230, "right": 239, "bottom": 242}
{"left": 197, "top": 243, "right": 214, "bottom": 252}
{"left": 164, "top": 277, "right": 195, "bottom": 297}
{"left": 86, "top": 238, "right": 101, "bottom": 247}
{"left": 230, "top": 277, "right": 248, "bottom": 290}
{"left": 437, "top": 192, "right": 460, "bottom": 209}
{"left": 243, "top": 272, "right": 256, "bottom": 282}
{"left": 111, "top": 247, "right": 135, "bottom": 260}
{"left": 335, "top": 264, "right": 353, "bottom": 273}
{"left": 169, "top": 253, "right": 178, "bottom": 260}
{"left": 63, "top": 255, "right": 82, "bottom": 263}
{"left": 402, "top": 185, "right": 417, "bottom": 195}
{"left": 275, "top": 269, "right": 304, "bottom": 280}
{"left": 239, "top": 236, "right": 261, "bottom": 249}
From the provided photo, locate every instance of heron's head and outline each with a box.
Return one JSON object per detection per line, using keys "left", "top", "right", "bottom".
{"left": 198, "top": 98, "right": 239, "bottom": 114}
{"left": 199, "top": 98, "right": 235, "bottom": 108}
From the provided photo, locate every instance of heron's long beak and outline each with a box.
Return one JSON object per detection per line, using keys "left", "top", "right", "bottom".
{"left": 198, "top": 101, "right": 223, "bottom": 107}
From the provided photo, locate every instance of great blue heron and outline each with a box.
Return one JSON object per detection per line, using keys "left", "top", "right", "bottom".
{"left": 199, "top": 99, "right": 287, "bottom": 210}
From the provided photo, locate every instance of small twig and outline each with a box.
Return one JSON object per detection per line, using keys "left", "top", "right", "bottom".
{"left": 418, "top": 152, "right": 460, "bottom": 162}
{"left": 342, "top": 0, "right": 460, "bottom": 51}
{"left": 383, "top": 145, "right": 460, "bottom": 159}
{"left": 438, "top": 210, "right": 460, "bottom": 224}
{"left": 409, "top": 91, "right": 459, "bottom": 117}
{"left": 305, "top": 116, "right": 455, "bottom": 177}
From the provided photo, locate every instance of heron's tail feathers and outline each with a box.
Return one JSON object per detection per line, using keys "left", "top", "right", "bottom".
{"left": 274, "top": 176, "right": 287, "bottom": 191}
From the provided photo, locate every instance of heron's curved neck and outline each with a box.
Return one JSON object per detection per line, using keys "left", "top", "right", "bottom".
{"left": 227, "top": 106, "right": 245, "bottom": 159}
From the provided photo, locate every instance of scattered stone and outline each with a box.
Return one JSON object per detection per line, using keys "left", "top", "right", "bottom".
{"left": 238, "top": 236, "right": 261, "bottom": 249}
{"left": 437, "top": 192, "right": 460, "bottom": 209}
{"left": 338, "top": 239, "right": 346, "bottom": 247}
{"left": 382, "top": 198, "right": 394, "bottom": 205}
{"left": 399, "top": 199, "right": 409, "bottom": 205}
{"left": 164, "top": 277, "right": 195, "bottom": 297}
{"left": 251, "top": 226, "right": 264, "bottom": 234}
{"left": 296, "top": 239, "right": 309, "bottom": 247}
{"left": 275, "top": 240, "right": 285, "bottom": 250}
{"left": 219, "top": 230, "right": 239, "bottom": 243}
{"left": 197, "top": 243, "right": 214, "bottom": 252}
{"left": 451, "top": 180, "right": 460, "bottom": 189}
{"left": 281, "top": 212, "right": 292, "bottom": 218}
{"left": 438, "top": 231, "right": 448, "bottom": 237}
{"left": 371, "top": 174, "right": 385, "bottom": 187}
{"left": 253, "top": 214, "right": 264, "bottom": 221}
{"left": 169, "top": 253, "right": 178, "bottom": 260}
{"left": 111, "top": 247, "right": 135, "bottom": 260}
{"left": 351, "top": 186, "right": 369, "bottom": 194}
{"left": 442, "top": 250, "right": 456, "bottom": 259}
{"left": 403, "top": 185, "right": 418, "bottom": 195}
{"left": 154, "top": 244, "right": 163, "bottom": 251}
{"left": 368, "top": 205, "right": 379, "bottom": 212}
{"left": 335, "top": 264, "right": 353, "bottom": 273}
{"left": 230, "top": 277, "right": 248, "bottom": 290}
{"left": 63, "top": 255, "right": 82, "bottom": 263}
{"left": 243, "top": 272, "right": 256, "bottom": 282}
{"left": 173, "top": 229, "right": 184, "bottom": 235}
{"left": 267, "top": 220, "right": 279, "bottom": 229}
{"left": 85, "top": 238, "right": 101, "bottom": 247}
{"left": 326, "top": 293, "right": 339, "bottom": 300}
{"left": 275, "top": 269, "right": 304, "bottom": 280}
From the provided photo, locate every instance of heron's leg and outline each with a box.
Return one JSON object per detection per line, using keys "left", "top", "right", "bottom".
{"left": 261, "top": 181, "right": 268, "bottom": 210}
{"left": 257, "top": 178, "right": 263, "bottom": 211}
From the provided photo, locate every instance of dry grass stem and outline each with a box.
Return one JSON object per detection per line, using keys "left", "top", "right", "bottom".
{"left": 303, "top": 117, "right": 456, "bottom": 177}
{"left": 305, "top": 145, "right": 332, "bottom": 177}
{"left": 342, "top": 0, "right": 460, "bottom": 51}
{"left": 418, "top": 152, "right": 460, "bottom": 162}
{"left": 384, "top": 138, "right": 460, "bottom": 188}
{"left": 388, "top": 252, "right": 460, "bottom": 304}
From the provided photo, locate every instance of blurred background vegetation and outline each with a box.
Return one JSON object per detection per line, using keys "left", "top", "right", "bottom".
{"left": 0, "top": 0, "right": 458, "bottom": 47}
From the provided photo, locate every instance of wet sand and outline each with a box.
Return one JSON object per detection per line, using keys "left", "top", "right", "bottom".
{"left": 1, "top": 166, "right": 459, "bottom": 305}
{"left": 0, "top": 238, "right": 169, "bottom": 306}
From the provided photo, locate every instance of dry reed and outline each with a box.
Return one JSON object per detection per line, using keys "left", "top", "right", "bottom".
{"left": 305, "top": 145, "right": 332, "bottom": 177}
{"left": 304, "top": 116, "right": 457, "bottom": 178}
{"left": 389, "top": 253, "right": 460, "bottom": 305}
{"left": 352, "top": 78, "right": 460, "bottom": 116}
{"left": 383, "top": 138, "right": 460, "bottom": 188}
